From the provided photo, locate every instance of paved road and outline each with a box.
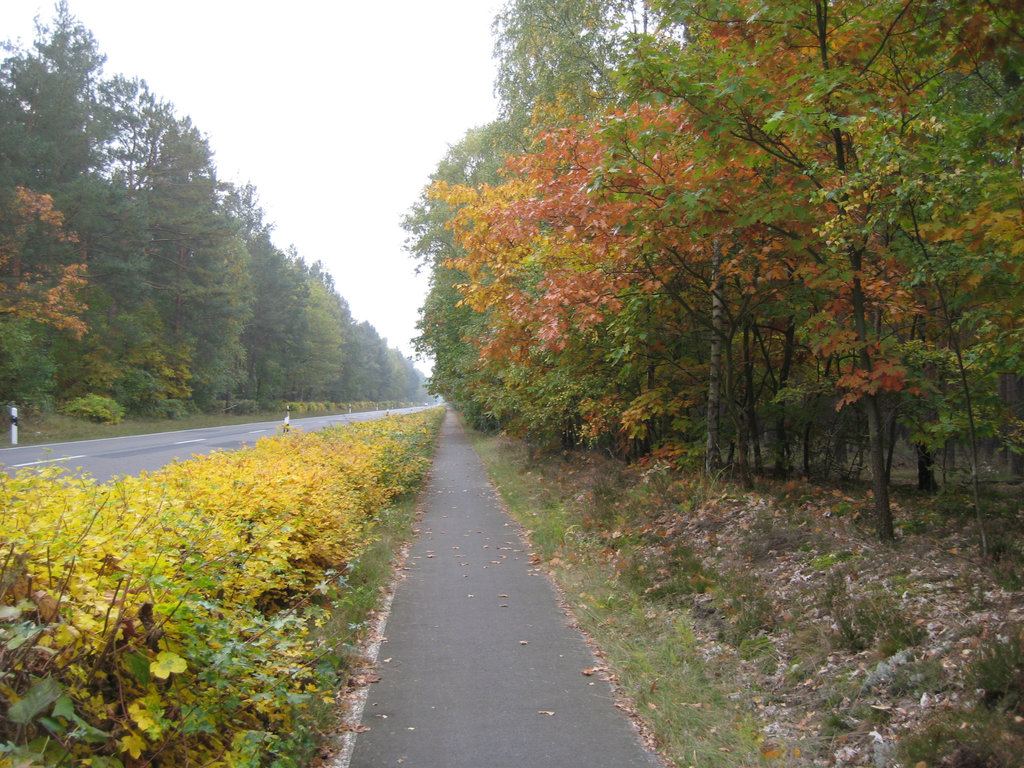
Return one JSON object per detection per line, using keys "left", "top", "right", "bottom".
{"left": 342, "top": 410, "right": 663, "bottom": 768}
{"left": 0, "top": 407, "right": 429, "bottom": 482}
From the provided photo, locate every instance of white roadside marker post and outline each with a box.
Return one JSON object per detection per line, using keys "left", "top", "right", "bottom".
{"left": 9, "top": 405, "right": 17, "bottom": 446}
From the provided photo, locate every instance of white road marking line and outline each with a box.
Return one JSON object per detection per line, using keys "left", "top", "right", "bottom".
{"left": 12, "top": 455, "right": 86, "bottom": 468}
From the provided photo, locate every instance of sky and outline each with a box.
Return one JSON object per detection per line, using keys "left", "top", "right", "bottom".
{"left": 0, "top": 0, "right": 505, "bottom": 370}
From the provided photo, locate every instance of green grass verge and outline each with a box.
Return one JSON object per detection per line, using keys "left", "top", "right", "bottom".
{"left": 8, "top": 410, "right": 295, "bottom": 445}
{"left": 6, "top": 407, "right": 387, "bottom": 446}
{"left": 320, "top": 495, "right": 426, "bottom": 669}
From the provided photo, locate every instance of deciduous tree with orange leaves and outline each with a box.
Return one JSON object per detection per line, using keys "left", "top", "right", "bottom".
{"left": 418, "top": 0, "right": 1024, "bottom": 544}
{"left": 0, "top": 186, "right": 86, "bottom": 337}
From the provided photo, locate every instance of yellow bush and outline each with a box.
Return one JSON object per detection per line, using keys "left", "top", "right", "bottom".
{"left": 0, "top": 408, "right": 443, "bottom": 767}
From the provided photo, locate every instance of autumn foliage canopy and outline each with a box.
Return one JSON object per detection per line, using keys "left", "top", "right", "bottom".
{"left": 413, "top": 0, "right": 1024, "bottom": 539}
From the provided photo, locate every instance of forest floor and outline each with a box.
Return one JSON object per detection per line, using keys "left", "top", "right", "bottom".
{"left": 466, "top": 430, "right": 1024, "bottom": 768}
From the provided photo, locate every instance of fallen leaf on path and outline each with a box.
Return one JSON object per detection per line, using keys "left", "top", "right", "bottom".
{"left": 538, "top": 710, "right": 555, "bottom": 716}
{"left": 348, "top": 671, "right": 381, "bottom": 686}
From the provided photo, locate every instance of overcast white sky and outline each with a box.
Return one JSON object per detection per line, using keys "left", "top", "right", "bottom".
{"left": 1, "top": 0, "right": 504, "bottom": 370}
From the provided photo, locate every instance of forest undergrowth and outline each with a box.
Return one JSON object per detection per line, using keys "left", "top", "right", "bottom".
{"left": 467, "top": 429, "right": 1024, "bottom": 768}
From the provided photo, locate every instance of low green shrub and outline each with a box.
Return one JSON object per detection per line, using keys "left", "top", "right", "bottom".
{"left": 901, "top": 705, "right": 1024, "bottom": 768}
{"left": 719, "top": 571, "right": 776, "bottom": 647}
{"left": 59, "top": 393, "right": 126, "bottom": 423}
{"left": 822, "top": 572, "right": 926, "bottom": 655}
{"left": 971, "top": 627, "right": 1024, "bottom": 713}
{"left": 900, "top": 628, "right": 1024, "bottom": 767}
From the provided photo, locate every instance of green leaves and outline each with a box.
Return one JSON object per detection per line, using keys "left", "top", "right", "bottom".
{"left": 8, "top": 677, "right": 62, "bottom": 725}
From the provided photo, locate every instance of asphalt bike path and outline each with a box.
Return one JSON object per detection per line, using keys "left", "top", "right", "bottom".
{"left": 346, "top": 410, "right": 663, "bottom": 767}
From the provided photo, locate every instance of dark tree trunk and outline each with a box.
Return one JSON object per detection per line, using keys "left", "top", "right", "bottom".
{"left": 916, "top": 443, "right": 938, "bottom": 492}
